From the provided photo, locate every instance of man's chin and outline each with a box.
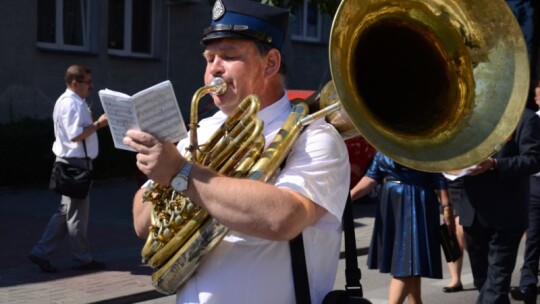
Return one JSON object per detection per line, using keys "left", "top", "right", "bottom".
{"left": 216, "top": 104, "right": 236, "bottom": 116}
{"left": 214, "top": 97, "right": 239, "bottom": 115}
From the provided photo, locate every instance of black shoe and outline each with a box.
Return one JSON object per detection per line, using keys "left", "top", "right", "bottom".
{"left": 510, "top": 287, "right": 537, "bottom": 304}
{"left": 443, "top": 283, "right": 463, "bottom": 293}
{"left": 28, "top": 254, "right": 58, "bottom": 273}
{"left": 72, "top": 260, "right": 106, "bottom": 271}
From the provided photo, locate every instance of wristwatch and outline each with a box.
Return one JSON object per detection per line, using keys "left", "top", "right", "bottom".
{"left": 171, "top": 161, "right": 193, "bottom": 193}
{"left": 489, "top": 158, "right": 497, "bottom": 170}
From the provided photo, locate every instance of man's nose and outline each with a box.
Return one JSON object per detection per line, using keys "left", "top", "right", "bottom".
{"left": 208, "top": 57, "right": 225, "bottom": 76}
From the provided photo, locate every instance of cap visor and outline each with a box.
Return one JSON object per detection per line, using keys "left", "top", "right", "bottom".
{"left": 201, "top": 31, "right": 254, "bottom": 45}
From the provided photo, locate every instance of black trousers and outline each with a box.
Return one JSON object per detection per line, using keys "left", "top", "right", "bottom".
{"left": 463, "top": 217, "right": 524, "bottom": 304}
{"left": 518, "top": 176, "right": 540, "bottom": 294}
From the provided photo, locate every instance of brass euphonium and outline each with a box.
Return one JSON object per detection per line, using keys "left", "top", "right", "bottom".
{"left": 140, "top": 77, "right": 264, "bottom": 294}
{"left": 140, "top": 77, "right": 345, "bottom": 294}
{"left": 141, "top": 0, "right": 529, "bottom": 295}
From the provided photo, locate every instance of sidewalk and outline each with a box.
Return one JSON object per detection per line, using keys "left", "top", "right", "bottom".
{"left": 0, "top": 179, "right": 531, "bottom": 303}
{"left": 0, "top": 179, "right": 165, "bottom": 304}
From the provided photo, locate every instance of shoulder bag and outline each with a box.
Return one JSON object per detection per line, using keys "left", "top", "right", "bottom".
{"left": 49, "top": 140, "right": 93, "bottom": 199}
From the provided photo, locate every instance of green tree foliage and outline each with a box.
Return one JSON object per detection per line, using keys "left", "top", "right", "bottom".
{"left": 206, "top": 0, "right": 340, "bottom": 17}
{"left": 264, "top": 0, "right": 340, "bottom": 17}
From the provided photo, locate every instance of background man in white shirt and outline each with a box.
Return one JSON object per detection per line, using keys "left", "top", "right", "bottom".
{"left": 29, "top": 64, "right": 108, "bottom": 273}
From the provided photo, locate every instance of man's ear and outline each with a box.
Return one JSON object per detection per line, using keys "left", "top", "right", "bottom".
{"left": 69, "top": 80, "right": 79, "bottom": 90}
{"left": 264, "top": 49, "right": 281, "bottom": 77}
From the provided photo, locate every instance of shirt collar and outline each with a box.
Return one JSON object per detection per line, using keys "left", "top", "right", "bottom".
{"left": 257, "top": 92, "right": 290, "bottom": 126}
{"left": 212, "top": 92, "right": 290, "bottom": 125}
{"left": 65, "top": 88, "right": 85, "bottom": 103}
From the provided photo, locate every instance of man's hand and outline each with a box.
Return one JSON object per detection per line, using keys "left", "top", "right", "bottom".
{"left": 123, "top": 129, "right": 184, "bottom": 185}
{"left": 467, "top": 157, "right": 496, "bottom": 176}
{"left": 96, "top": 113, "right": 109, "bottom": 128}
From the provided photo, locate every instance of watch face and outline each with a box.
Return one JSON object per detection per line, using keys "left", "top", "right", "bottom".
{"left": 171, "top": 161, "right": 192, "bottom": 193}
{"left": 172, "top": 175, "right": 188, "bottom": 192}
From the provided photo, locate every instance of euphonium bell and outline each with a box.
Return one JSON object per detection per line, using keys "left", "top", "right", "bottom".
{"left": 330, "top": 0, "right": 530, "bottom": 172}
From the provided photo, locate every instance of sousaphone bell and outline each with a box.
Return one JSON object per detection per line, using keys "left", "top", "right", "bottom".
{"left": 330, "top": 0, "right": 530, "bottom": 172}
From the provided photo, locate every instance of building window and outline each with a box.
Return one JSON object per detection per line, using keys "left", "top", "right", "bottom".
{"left": 108, "top": 0, "right": 160, "bottom": 58}
{"left": 37, "top": 0, "right": 97, "bottom": 52}
{"left": 291, "top": 0, "right": 323, "bottom": 43}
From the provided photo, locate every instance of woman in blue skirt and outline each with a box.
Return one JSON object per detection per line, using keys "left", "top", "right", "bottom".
{"left": 351, "top": 151, "right": 455, "bottom": 303}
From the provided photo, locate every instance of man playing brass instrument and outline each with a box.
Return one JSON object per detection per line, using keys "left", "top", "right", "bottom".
{"left": 124, "top": 0, "right": 350, "bottom": 303}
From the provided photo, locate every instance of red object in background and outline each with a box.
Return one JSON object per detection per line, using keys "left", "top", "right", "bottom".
{"left": 287, "top": 90, "right": 316, "bottom": 100}
{"left": 287, "top": 90, "right": 376, "bottom": 189}
{"left": 345, "top": 136, "right": 376, "bottom": 188}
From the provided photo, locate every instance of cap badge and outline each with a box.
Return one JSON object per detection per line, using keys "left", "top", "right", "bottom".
{"left": 212, "top": 0, "right": 225, "bottom": 21}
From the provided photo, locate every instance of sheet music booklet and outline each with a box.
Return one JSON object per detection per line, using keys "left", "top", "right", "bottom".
{"left": 98, "top": 80, "right": 187, "bottom": 152}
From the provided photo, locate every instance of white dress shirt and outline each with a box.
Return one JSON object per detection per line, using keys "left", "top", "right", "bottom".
{"left": 176, "top": 93, "right": 350, "bottom": 304}
{"left": 52, "top": 89, "right": 99, "bottom": 159}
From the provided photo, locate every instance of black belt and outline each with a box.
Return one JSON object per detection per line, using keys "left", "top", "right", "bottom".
{"left": 383, "top": 177, "right": 432, "bottom": 188}
{"left": 384, "top": 177, "right": 401, "bottom": 184}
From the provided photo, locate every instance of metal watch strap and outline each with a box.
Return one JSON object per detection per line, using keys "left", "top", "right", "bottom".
{"left": 179, "top": 161, "right": 193, "bottom": 177}
{"left": 171, "top": 161, "right": 194, "bottom": 193}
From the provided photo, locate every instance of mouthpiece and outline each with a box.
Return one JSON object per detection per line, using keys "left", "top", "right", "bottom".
{"left": 210, "top": 77, "right": 227, "bottom": 95}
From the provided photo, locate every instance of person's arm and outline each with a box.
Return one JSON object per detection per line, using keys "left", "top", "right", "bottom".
{"left": 124, "top": 129, "right": 326, "bottom": 241}
{"left": 496, "top": 111, "right": 540, "bottom": 176}
{"left": 133, "top": 187, "right": 153, "bottom": 239}
{"left": 438, "top": 188, "right": 456, "bottom": 234}
{"left": 468, "top": 110, "right": 540, "bottom": 177}
{"left": 71, "top": 113, "right": 109, "bottom": 142}
{"left": 350, "top": 176, "right": 378, "bottom": 201}
{"left": 465, "top": 157, "right": 496, "bottom": 176}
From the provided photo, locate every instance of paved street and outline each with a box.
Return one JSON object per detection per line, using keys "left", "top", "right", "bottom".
{"left": 0, "top": 178, "right": 533, "bottom": 303}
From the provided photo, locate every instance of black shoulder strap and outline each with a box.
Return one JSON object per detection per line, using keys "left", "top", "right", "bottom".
{"left": 342, "top": 194, "right": 364, "bottom": 297}
{"left": 290, "top": 193, "right": 364, "bottom": 303}
{"left": 285, "top": 145, "right": 311, "bottom": 303}
{"left": 290, "top": 233, "right": 311, "bottom": 304}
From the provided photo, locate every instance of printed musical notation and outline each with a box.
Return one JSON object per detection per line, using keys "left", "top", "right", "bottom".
{"left": 98, "top": 80, "right": 187, "bottom": 151}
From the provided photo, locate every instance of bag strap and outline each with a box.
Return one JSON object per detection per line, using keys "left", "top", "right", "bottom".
{"left": 283, "top": 139, "right": 311, "bottom": 304}
{"left": 342, "top": 194, "right": 364, "bottom": 297}
{"left": 290, "top": 233, "right": 311, "bottom": 304}
{"left": 82, "top": 140, "right": 90, "bottom": 168}
{"left": 290, "top": 193, "right": 364, "bottom": 303}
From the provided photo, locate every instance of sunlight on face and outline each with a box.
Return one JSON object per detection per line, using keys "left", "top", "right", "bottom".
{"left": 73, "top": 74, "right": 93, "bottom": 100}
{"left": 535, "top": 87, "right": 540, "bottom": 107}
{"left": 203, "top": 39, "right": 266, "bottom": 115}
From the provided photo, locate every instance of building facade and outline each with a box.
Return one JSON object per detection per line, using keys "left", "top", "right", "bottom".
{"left": 1, "top": 0, "right": 538, "bottom": 125}
{"left": 0, "top": 0, "right": 332, "bottom": 124}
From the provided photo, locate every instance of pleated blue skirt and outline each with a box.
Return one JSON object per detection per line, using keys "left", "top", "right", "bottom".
{"left": 367, "top": 181, "right": 443, "bottom": 279}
